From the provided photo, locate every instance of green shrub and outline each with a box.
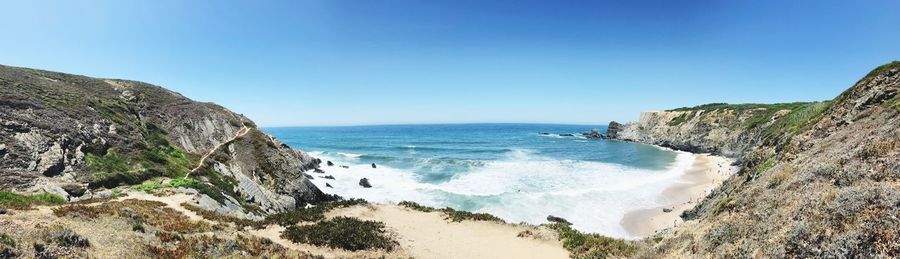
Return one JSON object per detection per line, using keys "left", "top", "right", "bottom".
{"left": 0, "top": 233, "right": 14, "bottom": 247}
{"left": 668, "top": 111, "right": 694, "bottom": 126}
{"left": 398, "top": 201, "right": 504, "bottom": 223}
{"left": 548, "top": 223, "right": 637, "bottom": 258}
{"left": 281, "top": 217, "right": 397, "bottom": 251}
{"left": 131, "top": 178, "right": 202, "bottom": 192}
{"left": 398, "top": 201, "right": 436, "bottom": 212}
{"left": 0, "top": 191, "right": 66, "bottom": 210}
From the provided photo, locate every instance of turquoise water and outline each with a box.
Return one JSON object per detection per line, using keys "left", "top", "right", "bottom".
{"left": 265, "top": 123, "right": 693, "bottom": 238}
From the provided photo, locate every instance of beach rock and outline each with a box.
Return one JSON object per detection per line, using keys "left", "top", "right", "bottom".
{"left": 359, "top": 178, "right": 372, "bottom": 188}
{"left": 321, "top": 175, "right": 335, "bottom": 180}
{"left": 341, "top": 165, "right": 349, "bottom": 169}
{"left": 325, "top": 183, "right": 332, "bottom": 188}
{"left": 547, "top": 215, "right": 572, "bottom": 225}
{"left": 606, "top": 121, "right": 625, "bottom": 139}
{"left": 60, "top": 183, "right": 87, "bottom": 197}
{"left": 663, "top": 208, "right": 673, "bottom": 213}
{"left": 371, "top": 163, "right": 377, "bottom": 168}
{"left": 559, "top": 133, "right": 575, "bottom": 137}
{"left": 583, "top": 129, "right": 602, "bottom": 139}
{"left": 327, "top": 161, "right": 334, "bottom": 166}
{"left": 0, "top": 208, "right": 6, "bottom": 215}
{"left": 313, "top": 168, "right": 325, "bottom": 174}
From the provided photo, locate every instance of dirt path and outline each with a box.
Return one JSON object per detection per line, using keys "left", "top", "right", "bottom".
{"left": 185, "top": 125, "right": 250, "bottom": 179}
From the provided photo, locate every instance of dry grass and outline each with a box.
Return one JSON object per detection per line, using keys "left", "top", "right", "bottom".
{"left": 53, "top": 199, "right": 210, "bottom": 233}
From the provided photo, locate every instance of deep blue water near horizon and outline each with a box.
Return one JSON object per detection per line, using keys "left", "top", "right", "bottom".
{"left": 265, "top": 123, "right": 692, "bottom": 238}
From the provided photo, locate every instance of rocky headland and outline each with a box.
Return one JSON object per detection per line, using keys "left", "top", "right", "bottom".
{"left": 612, "top": 61, "right": 899, "bottom": 257}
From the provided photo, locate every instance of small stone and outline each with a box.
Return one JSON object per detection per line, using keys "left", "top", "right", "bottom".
{"left": 663, "top": 208, "right": 673, "bottom": 213}
{"left": 326, "top": 161, "right": 334, "bottom": 166}
{"left": 371, "top": 163, "right": 377, "bottom": 168}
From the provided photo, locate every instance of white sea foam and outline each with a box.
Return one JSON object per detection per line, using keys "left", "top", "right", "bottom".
{"left": 309, "top": 149, "right": 695, "bottom": 239}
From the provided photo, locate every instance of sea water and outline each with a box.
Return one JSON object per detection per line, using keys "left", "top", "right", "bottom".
{"left": 265, "top": 123, "right": 693, "bottom": 238}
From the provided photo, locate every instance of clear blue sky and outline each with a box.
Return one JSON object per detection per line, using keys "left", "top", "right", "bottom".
{"left": 2, "top": 1, "right": 898, "bottom": 126}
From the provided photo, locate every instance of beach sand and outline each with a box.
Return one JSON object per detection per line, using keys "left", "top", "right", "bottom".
{"left": 326, "top": 204, "right": 570, "bottom": 259}
{"left": 621, "top": 153, "right": 737, "bottom": 238}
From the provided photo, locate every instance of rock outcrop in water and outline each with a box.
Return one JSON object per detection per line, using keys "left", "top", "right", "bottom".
{"left": 0, "top": 65, "right": 327, "bottom": 216}
{"left": 619, "top": 62, "right": 900, "bottom": 257}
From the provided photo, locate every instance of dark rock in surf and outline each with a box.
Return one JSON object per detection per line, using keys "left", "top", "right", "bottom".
{"left": 321, "top": 175, "right": 335, "bottom": 180}
{"left": 539, "top": 132, "right": 550, "bottom": 135}
{"left": 327, "top": 161, "right": 334, "bottom": 166}
{"left": 371, "top": 163, "right": 377, "bottom": 168}
{"left": 313, "top": 168, "right": 325, "bottom": 174}
{"left": 606, "top": 121, "right": 625, "bottom": 139}
{"left": 559, "top": 133, "right": 575, "bottom": 137}
{"left": 326, "top": 183, "right": 332, "bottom": 188}
{"left": 359, "top": 178, "right": 372, "bottom": 188}
{"left": 340, "top": 165, "right": 349, "bottom": 169}
{"left": 547, "top": 215, "right": 572, "bottom": 225}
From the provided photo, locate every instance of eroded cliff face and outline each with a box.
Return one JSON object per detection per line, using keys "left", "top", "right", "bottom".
{"left": 0, "top": 65, "right": 325, "bottom": 216}
{"left": 614, "top": 108, "right": 777, "bottom": 157}
{"left": 629, "top": 62, "right": 900, "bottom": 258}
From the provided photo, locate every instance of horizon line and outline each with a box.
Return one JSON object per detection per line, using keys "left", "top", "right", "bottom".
{"left": 260, "top": 121, "right": 615, "bottom": 129}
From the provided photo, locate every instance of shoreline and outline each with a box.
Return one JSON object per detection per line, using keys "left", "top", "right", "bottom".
{"left": 620, "top": 153, "right": 737, "bottom": 238}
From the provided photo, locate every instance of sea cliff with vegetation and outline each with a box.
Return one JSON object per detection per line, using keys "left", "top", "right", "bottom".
{"left": 612, "top": 61, "right": 899, "bottom": 258}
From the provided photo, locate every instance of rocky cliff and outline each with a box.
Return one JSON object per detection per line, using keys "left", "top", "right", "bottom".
{"left": 620, "top": 62, "right": 900, "bottom": 257}
{"left": 0, "top": 65, "right": 326, "bottom": 216}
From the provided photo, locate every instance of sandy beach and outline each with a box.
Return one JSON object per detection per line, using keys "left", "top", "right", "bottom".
{"left": 621, "top": 153, "right": 737, "bottom": 238}
{"left": 326, "top": 204, "right": 570, "bottom": 259}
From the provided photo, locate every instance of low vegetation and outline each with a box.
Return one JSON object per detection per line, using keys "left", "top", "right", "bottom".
{"left": 0, "top": 191, "right": 66, "bottom": 210}
{"left": 259, "top": 198, "right": 367, "bottom": 227}
{"left": 147, "top": 234, "right": 314, "bottom": 259}
{"left": 86, "top": 123, "right": 198, "bottom": 189}
{"left": 399, "top": 201, "right": 504, "bottom": 223}
{"left": 53, "top": 199, "right": 210, "bottom": 233}
{"left": 281, "top": 216, "right": 397, "bottom": 251}
{"left": 131, "top": 178, "right": 203, "bottom": 192}
{"left": 547, "top": 223, "right": 637, "bottom": 258}
{"left": 180, "top": 202, "right": 256, "bottom": 229}
{"left": 0, "top": 233, "right": 15, "bottom": 258}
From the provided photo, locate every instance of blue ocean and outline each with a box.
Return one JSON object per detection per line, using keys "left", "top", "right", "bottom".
{"left": 265, "top": 123, "right": 693, "bottom": 238}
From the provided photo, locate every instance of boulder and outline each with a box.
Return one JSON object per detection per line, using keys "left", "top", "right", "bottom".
{"left": 547, "top": 215, "right": 572, "bottom": 225}
{"left": 326, "top": 161, "right": 334, "bottom": 166}
{"left": 60, "top": 183, "right": 87, "bottom": 197}
{"left": 359, "top": 178, "right": 372, "bottom": 188}
{"left": 606, "top": 121, "right": 625, "bottom": 138}
{"left": 371, "top": 163, "right": 377, "bottom": 168}
{"left": 583, "top": 129, "right": 602, "bottom": 139}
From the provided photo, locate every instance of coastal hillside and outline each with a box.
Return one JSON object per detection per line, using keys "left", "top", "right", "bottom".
{"left": 609, "top": 101, "right": 831, "bottom": 158}
{"left": 617, "top": 62, "right": 899, "bottom": 257}
{"left": 0, "top": 65, "right": 327, "bottom": 217}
